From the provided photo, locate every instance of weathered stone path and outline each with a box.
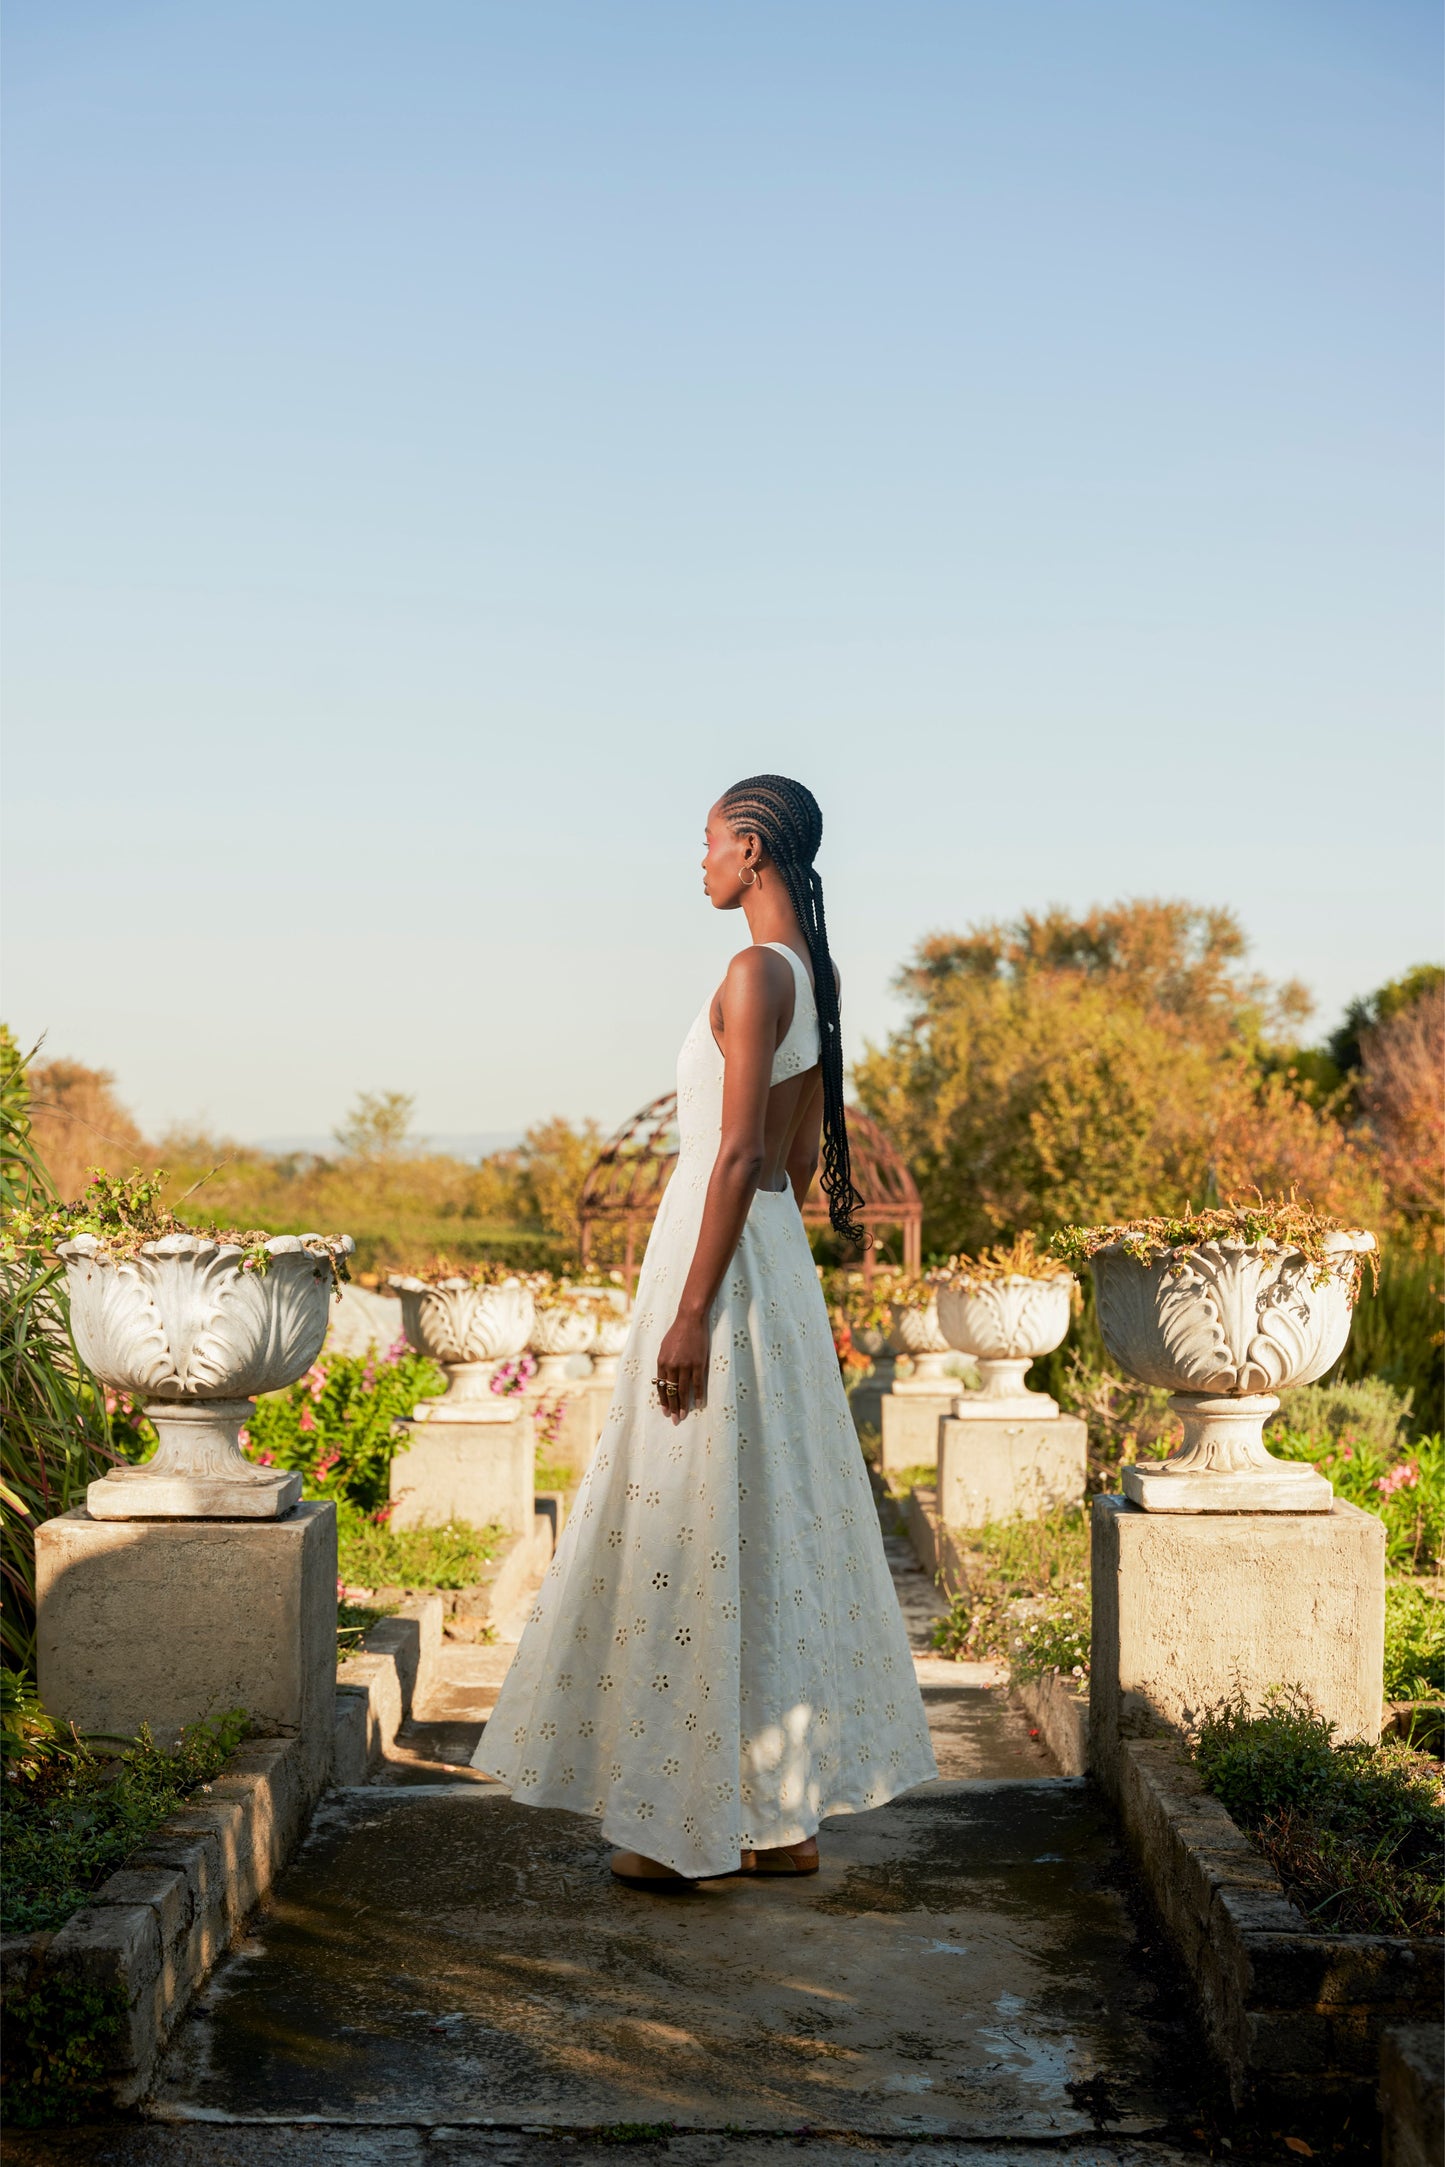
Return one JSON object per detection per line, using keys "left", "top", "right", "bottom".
{"left": 11, "top": 1503, "right": 1209, "bottom": 2165}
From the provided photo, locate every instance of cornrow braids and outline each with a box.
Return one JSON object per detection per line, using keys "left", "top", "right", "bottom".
{"left": 719, "top": 773, "right": 866, "bottom": 1248}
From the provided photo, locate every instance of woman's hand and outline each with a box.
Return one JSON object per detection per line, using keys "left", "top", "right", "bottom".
{"left": 655, "top": 1304, "right": 709, "bottom": 1422}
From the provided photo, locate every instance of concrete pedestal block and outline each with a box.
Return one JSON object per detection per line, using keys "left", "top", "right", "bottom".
{"left": 35, "top": 1502, "right": 337, "bottom": 1805}
{"left": 938, "top": 1414, "right": 1087, "bottom": 1529}
{"left": 1090, "top": 1495, "right": 1385, "bottom": 1797}
{"left": 388, "top": 1410, "right": 534, "bottom": 1535}
{"left": 880, "top": 1392, "right": 953, "bottom": 1474}
{"left": 527, "top": 1383, "right": 608, "bottom": 1477}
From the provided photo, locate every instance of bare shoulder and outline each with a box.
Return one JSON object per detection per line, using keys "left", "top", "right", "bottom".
{"left": 724, "top": 945, "right": 792, "bottom": 1002}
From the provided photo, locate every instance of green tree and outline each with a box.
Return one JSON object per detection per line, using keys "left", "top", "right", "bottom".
{"left": 333, "top": 1090, "right": 415, "bottom": 1163}
{"left": 854, "top": 900, "right": 1372, "bottom": 1257}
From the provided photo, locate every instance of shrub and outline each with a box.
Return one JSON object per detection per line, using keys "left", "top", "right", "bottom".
{"left": 1270, "top": 1377, "right": 1414, "bottom": 1457}
{"left": 0, "top": 1031, "right": 123, "bottom": 1674}
{"left": 1, "top": 1706, "right": 248, "bottom": 1934}
{"left": 1191, "top": 1689, "right": 1443, "bottom": 1938}
{"left": 1383, "top": 1583, "right": 1445, "bottom": 1703}
{"left": 244, "top": 1346, "right": 445, "bottom": 1513}
{"left": 1268, "top": 1428, "right": 1444, "bottom": 1576}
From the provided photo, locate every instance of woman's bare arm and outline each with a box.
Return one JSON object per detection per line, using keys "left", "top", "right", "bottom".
{"left": 654, "top": 946, "right": 789, "bottom": 1422}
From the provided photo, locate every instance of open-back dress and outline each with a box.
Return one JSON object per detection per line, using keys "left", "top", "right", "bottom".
{"left": 472, "top": 942, "right": 937, "bottom": 1875}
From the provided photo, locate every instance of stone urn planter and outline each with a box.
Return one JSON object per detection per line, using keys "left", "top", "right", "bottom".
{"left": 590, "top": 1309, "right": 632, "bottom": 1386}
{"left": 387, "top": 1274, "right": 535, "bottom": 1422}
{"left": 887, "top": 1298, "right": 956, "bottom": 1395}
{"left": 60, "top": 1232, "right": 354, "bottom": 1518}
{"left": 1089, "top": 1231, "right": 1376, "bottom": 1511}
{"left": 529, "top": 1297, "right": 600, "bottom": 1390}
{"left": 934, "top": 1270, "right": 1076, "bottom": 1419}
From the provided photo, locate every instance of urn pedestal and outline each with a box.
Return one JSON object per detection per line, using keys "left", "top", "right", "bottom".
{"left": 36, "top": 1502, "right": 339, "bottom": 1804}
{"left": 1090, "top": 1496, "right": 1386, "bottom": 1794}
{"left": 387, "top": 1408, "right": 535, "bottom": 1537}
{"left": 937, "top": 1414, "right": 1088, "bottom": 1529}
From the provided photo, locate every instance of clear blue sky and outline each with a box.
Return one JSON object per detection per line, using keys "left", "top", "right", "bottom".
{"left": 4, "top": 1, "right": 1440, "bottom": 1147}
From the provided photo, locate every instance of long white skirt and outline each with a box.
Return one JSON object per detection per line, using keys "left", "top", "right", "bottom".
{"left": 472, "top": 1173, "right": 937, "bottom": 1877}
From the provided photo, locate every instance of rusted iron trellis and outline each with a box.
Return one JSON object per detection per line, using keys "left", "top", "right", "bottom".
{"left": 578, "top": 1093, "right": 921, "bottom": 1289}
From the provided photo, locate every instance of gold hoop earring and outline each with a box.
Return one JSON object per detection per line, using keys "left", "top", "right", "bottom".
{"left": 739, "top": 864, "right": 758, "bottom": 888}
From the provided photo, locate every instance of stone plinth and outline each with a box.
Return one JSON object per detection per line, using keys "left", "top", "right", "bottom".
{"left": 938, "top": 1414, "right": 1087, "bottom": 1528}
{"left": 388, "top": 1408, "right": 533, "bottom": 1535}
{"left": 527, "top": 1382, "right": 608, "bottom": 1477}
{"left": 35, "top": 1502, "right": 337, "bottom": 1805}
{"left": 1090, "top": 1496, "right": 1385, "bottom": 1797}
{"left": 880, "top": 1391, "right": 953, "bottom": 1474}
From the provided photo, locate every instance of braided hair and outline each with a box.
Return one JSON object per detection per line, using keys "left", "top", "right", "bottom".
{"left": 719, "top": 773, "right": 866, "bottom": 1248}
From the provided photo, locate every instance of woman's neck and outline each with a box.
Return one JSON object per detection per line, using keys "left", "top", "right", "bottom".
{"left": 741, "top": 879, "right": 806, "bottom": 952}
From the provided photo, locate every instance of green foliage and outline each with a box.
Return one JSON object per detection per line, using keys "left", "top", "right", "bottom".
{"left": 1267, "top": 1428, "right": 1444, "bottom": 1576}
{"left": 929, "top": 1505, "right": 1089, "bottom": 1666}
{"left": 0, "top": 1029, "right": 123, "bottom": 1673}
{"left": 1, "top": 1668, "right": 83, "bottom": 1781}
{"left": 1011, "top": 1607, "right": 1090, "bottom": 1683}
{"left": 244, "top": 1346, "right": 446, "bottom": 1514}
{"left": 3, "top": 1970, "right": 128, "bottom": 2127}
{"left": 2, "top": 1707, "right": 248, "bottom": 1934}
{"left": 1271, "top": 1377, "right": 1414, "bottom": 1457}
{"left": 336, "top": 1597, "right": 396, "bottom": 1654}
{"left": 1334, "top": 1247, "right": 1443, "bottom": 1433}
{"left": 854, "top": 900, "right": 1376, "bottom": 1258}
{"left": 1191, "top": 1689, "right": 1443, "bottom": 1938}
{"left": 1329, "top": 962, "right": 1445, "bottom": 1076}
{"left": 1383, "top": 1583, "right": 1445, "bottom": 1704}
{"left": 334, "top": 1502, "right": 503, "bottom": 1591}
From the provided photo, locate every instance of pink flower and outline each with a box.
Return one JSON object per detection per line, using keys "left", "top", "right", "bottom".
{"left": 314, "top": 1451, "right": 340, "bottom": 1481}
{"left": 386, "top": 1337, "right": 409, "bottom": 1363}
{"left": 1375, "top": 1461, "right": 1420, "bottom": 1499}
{"left": 104, "top": 1389, "right": 118, "bottom": 1415}
{"left": 299, "top": 1406, "right": 316, "bottom": 1433}
{"left": 256, "top": 1450, "right": 275, "bottom": 1467}
{"left": 371, "top": 1502, "right": 395, "bottom": 1526}
{"left": 361, "top": 1364, "right": 376, "bottom": 1391}
{"left": 305, "top": 1364, "right": 327, "bottom": 1401}
{"left": 238, "top": 1426, "right": 251, "bottom": 1448}
{"left": 1339, "top": 1445, "right": 1353, "bottom": 1460}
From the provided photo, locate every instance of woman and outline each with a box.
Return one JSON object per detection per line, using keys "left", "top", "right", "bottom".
{"left": 473, "top": 775, "right": 936, "bottom": 1881}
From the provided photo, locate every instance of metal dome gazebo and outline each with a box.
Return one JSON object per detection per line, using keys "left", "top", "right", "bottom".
{"left": 578, "top": 1092, "right": 921, "bottom": 1287}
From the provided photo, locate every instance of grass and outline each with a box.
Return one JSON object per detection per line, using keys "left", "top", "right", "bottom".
{"left": 336, "top": 1502, "right": 505, "bottom": 1590}
{"left": 929, "top": 1505, "right": 1090, "bottom": 1671}
{"left": 1, "top": 1706, "right": 249, "bottom": 1934}
{"left": 336, "top": 1597, "right": 397, "bottom": 1654}
{"left": 1192, "top": 1690, "right": 1443, "bottom": 1938}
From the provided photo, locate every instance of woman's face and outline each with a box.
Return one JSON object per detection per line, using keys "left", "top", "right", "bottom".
{"left": 701, "top": 802, "right": 754, "bottom": 911}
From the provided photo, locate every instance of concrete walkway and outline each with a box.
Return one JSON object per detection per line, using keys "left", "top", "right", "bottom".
{"left": 8, "top": 1499, "right": 1210, "bottom": 2164}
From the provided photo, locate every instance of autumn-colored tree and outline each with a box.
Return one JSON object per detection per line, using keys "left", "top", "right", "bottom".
{"left": 1356, "top": 982, "right": 1444, "bottom": 1242}
{"left": 22, "top": 1051, "right": 150, "bottom": 1202}
{"left": 853, "top": 899, "right": 1370, "bottom": 1256}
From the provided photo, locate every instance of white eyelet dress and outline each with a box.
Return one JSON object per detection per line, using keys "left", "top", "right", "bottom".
{"left": 471, "top": 942, "right": 937, "bottom": 1874}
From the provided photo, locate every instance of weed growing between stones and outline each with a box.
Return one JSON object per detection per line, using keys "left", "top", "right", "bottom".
{"left": 1, "top": 1704, "right": 248, "bottom": 1933}
{"left": 1191, "top": 1689, "right": 1444, "bottom": 1938}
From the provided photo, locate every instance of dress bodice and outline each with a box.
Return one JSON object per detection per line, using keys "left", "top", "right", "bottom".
{"left": 675, "top": 942, "right": 819, "bottom": 1159}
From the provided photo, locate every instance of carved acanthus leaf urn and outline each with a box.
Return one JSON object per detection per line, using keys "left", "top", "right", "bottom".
{"left": 61, "top": 1232, "right": 354, "bottom": 1518}
{"left": 1089, "top": 1232, "right": 1375, "bottom": 1511}
{"left": 387, "top": 1275, "right": 536, "bottom": 1422}
{"left": 887, "top": 1299, "right": 960, "bottom": 1395}
{"left": 529, "top": 1297, "right": 601, "bottom": 1389}
{"left": 934, "top": 1271, "right": 1076, "bottom": 1418}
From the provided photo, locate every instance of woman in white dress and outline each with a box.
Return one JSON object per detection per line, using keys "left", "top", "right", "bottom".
{"left": 473, "top": 775, "right": 936, "bottom": 1881}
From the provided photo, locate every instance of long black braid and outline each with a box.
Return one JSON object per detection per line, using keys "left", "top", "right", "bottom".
{"left": 719, "top": 774, "right": 866, "bottom": 1248}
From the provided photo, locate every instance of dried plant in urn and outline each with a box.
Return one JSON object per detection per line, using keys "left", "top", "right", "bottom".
{"left": 1052, "top": 1197, "right": 1376, "bottom": 1511}
{"left": 931, "top": 1232, "right": 1079, "bottom": 1419}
